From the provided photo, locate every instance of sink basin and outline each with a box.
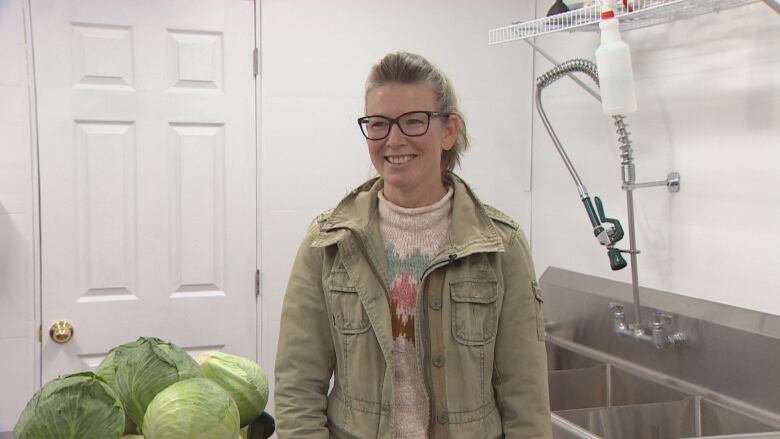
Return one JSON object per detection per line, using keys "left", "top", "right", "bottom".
{"left": 546, "top": 342, "right": 780, "bottom": 438}
{"left": 548, "top": 363, "right": 688, "bottom": 411}
{"left": 547, "top": 342, "right": 602, "bottom": 371}
{"left": 547, "top": 343, "right": 688, "bottom": 411}
{"left": 555, "top": 396, "right": 780, "bottom": 439}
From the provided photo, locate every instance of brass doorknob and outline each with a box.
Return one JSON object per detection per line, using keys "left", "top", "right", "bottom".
{"left": 50, "top": 321, "right": 74, "bottom": 344}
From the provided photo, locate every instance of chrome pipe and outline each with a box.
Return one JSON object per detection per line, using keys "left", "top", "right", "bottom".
{"left": 534, "top": 59, "right": 601, "bottom": 193}
{"left": 624, "top": 172, "right": 681, "bottom": 192}
{"left": 611, "top": 114, "right": 642, "bottom": 327}
{"left": 627, "top": 180, "right": 668, "bottom": 190}
{"left": 626, "top": 189, "right": 642, "bottom": 327}
{"left": 535, "top": 81, "right": 589, "bottom": 190}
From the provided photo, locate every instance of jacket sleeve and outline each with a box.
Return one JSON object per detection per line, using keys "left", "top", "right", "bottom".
{"left": 492, "top": 229, "right": 553, "bottom": 439}
{"left": 274, "top": 222, "right": 336, "bottom": 439}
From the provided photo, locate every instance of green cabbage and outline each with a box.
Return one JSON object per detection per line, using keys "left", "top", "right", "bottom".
{"left": 96, "top": 338, "right": 146, "bottom": 434}
{"left": 198, "top": 351, "right": 269, "bottom": 427}
{"left": 142, "top": 377, "right": 240, "bottom": 439}
{"left": 95, "top": 338, "right": 145, "bottom": 394}
{"left": 115, "top": 337, "right": 203, "bottom": 429}
{"left": 14, "top": 372, "right": 124, "bottom": 439}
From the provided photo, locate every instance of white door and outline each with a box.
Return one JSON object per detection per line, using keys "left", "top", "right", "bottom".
{"left": 32, "top": 0, "right": 257, "bottom": 381}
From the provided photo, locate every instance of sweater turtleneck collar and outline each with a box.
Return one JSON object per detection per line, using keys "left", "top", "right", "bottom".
{"left": 377, "top": 187, "right": 454, "bottom": 232}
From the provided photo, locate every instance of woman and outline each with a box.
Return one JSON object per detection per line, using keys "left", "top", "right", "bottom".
{"left": 274, "top": 52, "right": 552, "bottom": 439}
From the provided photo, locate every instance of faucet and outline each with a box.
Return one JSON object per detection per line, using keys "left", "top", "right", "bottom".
{"left": 651, "top": 310, "right": 687, "bottom": 349}
{"left": 535, "top": 58, "right": 683, "bottom": 349}
{"left": 610, "top": 303, "right": 685, "bottom": 349}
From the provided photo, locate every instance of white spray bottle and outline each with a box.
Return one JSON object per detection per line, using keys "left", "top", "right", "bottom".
{"left": 595, "top": 0, "right": 637, "bottom": 115}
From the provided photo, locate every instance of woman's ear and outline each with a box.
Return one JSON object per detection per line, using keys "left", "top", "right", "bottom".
{"left": 441, "top": 114, "right": 460, "bottom": 151}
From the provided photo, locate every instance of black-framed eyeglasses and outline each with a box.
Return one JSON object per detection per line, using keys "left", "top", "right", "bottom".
{"left": 357, "top": 111, "right": 448, "bottom": 140}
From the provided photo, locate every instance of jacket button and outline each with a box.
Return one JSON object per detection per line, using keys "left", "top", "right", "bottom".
{"left": 432, "top": 354, "right": 445, "bottom": 367}
{"left": 430, "top": 298, "right": 441, "bottom": 310}
{"left": 437, "top": 410, "right": 449, "bottom": 424}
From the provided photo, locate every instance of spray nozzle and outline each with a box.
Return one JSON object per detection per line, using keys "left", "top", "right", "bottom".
{"left": 601, "top": 0, "right": 617, "bottom": 15}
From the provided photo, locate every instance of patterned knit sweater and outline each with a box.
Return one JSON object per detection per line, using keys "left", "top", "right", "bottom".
{"left": 377, "top": 187, "right": 453, "bottom": 439}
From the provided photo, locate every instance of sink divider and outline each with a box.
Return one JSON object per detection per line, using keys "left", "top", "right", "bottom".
{"left": 604, "top": 363, "right": 612, "bottom": 408}
{"left": 686, "top": 434, "right": 780, "bottom": 439}
{"left": 551, "top": 413, "right": 602, "bottom": 439}
{"left": 695, "top": 396, "right": 703, "bottom": 438}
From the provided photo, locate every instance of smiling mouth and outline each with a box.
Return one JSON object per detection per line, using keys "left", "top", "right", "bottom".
{"left": 385, "top": 155, "right": 416, "bottom": 165}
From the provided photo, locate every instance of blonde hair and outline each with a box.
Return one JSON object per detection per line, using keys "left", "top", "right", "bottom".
{"left": 365, "top": 52, "right": 469, "bottom": 173}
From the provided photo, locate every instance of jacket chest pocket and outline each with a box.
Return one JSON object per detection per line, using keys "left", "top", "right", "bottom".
{"left": 450, "top": 279, "right": 498, "bottom": 345}
{"left": 328, "top": 270, "right": 370, "bottom": 334}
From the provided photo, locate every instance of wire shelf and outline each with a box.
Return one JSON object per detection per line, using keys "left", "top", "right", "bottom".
{"left": 488, "top": 0, "right": 760, "bottom": 45}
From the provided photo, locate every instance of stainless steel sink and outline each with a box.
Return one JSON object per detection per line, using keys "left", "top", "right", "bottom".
{"left": 540, "top": 268, "right": 780, "bottom": 439}
{"left": 546, "top": 342, "right": 780, "bottom": 438}
{"left": 555, "top": 397, "right": 780, "bottom": 439}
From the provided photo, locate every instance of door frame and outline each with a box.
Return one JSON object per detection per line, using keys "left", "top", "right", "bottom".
{"left": 254, "top": 0, "right": 265, "bottom": 367}
{"left": 25, "top": 0, "right": 43, "bottom": 393}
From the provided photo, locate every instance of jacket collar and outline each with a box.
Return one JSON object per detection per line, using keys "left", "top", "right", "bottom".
{"left": 312, "top": 172, "right": 505, "bottom": 258}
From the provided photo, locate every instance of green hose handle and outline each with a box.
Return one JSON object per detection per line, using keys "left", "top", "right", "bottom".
{"left": 593, "top": 196, "right": 627, "bottom": 270}
{"left": 594, "top": 196, "right": 624, "bottom": 243}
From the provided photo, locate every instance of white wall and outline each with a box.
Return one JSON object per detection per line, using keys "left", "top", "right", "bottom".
{"left": 259, "top": 0, "right": 536, "bottom": 415}
{"left": 0, "top": 0, "right": 39, "bottom": 432}
{"left": 530, "top": 1, "right": 780, "bottom": 316}
{"left": 2, "top": 0, "right": 778, "bottom": 431}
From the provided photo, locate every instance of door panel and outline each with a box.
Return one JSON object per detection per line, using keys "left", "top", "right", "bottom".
{"left": 33, "top": 0, "right": 257, "bottom": 381}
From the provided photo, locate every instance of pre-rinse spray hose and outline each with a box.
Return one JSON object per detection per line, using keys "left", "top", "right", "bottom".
{"left": 535, "top": 59, "right": 632, "bottom": 272}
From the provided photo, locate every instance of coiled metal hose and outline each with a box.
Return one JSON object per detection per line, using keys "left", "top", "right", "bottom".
{"left": 615, "top": 115, "right": 635, "bottom": 186}
{"left": 536, "top": 58, "right": 600, "bottom": 90}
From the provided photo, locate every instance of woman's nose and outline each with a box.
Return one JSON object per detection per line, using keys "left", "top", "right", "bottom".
{"left": 385, "top": 123, "right": 406, "bottom": 145}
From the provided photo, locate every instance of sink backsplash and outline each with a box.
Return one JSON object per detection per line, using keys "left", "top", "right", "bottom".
{"left": 540, "top": 267, "right": 780, "bottom": 425}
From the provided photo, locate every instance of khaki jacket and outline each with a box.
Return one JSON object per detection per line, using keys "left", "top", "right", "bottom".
{"left": 274, "top": 173, "right": 552, "bottom": 439}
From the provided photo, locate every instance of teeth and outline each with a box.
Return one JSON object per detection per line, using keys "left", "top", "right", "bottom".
{"left": 386, "top": 155, "right": 415, "bottom": 164}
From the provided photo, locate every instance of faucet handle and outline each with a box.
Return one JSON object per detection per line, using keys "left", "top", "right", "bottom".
{"left": 654, "top": 310, "right": 673, "bottom": 323}
{"left": 595, "top": 196, "right": 625, "bottom": 243}
{"left": 610, "top": 302, "right": 625, "bottom": 313}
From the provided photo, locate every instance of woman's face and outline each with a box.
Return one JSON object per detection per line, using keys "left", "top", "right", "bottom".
{"left": 365, "top": 82, "right": 457, "bottom": 208}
